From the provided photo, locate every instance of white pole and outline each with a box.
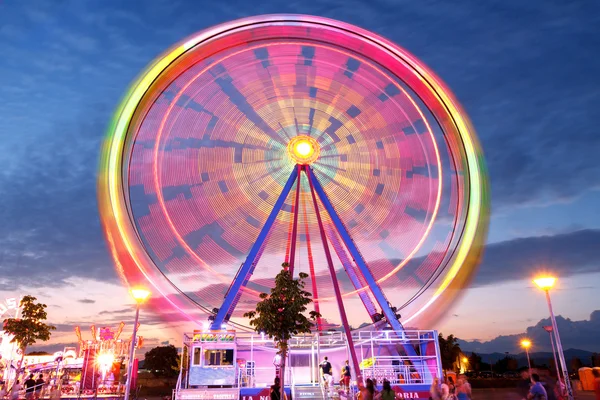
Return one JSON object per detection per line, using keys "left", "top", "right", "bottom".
{"left": 525, "top": 348, "right": 531, "bottom": 375}
{"left": 124, "top": 303, "right": 141, "bottom": 400}
{"left": 545, "top": 290, "right": 574, "bottom": 400}
{"left": 547, "top": 329, "right": 561, "bottom": 383}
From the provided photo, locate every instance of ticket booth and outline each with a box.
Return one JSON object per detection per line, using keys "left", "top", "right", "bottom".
{"left": 188, "top": 331, "right": 237, "bottom": 387}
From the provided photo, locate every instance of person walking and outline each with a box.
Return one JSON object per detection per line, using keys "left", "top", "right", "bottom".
{"left": 528, "top": 373, "right": 548, "bottom": 400}
{"left": 319, "top": 356, "right": 334, "bottom": 397}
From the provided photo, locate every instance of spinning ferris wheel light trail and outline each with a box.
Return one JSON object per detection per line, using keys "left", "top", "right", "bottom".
{"left": 98, "top": 14, "right": 490, "bottom": 395}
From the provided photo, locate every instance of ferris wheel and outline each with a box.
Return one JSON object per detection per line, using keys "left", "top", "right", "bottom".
{"left": 98, "top": 15, "right": 489, "bottom": 341}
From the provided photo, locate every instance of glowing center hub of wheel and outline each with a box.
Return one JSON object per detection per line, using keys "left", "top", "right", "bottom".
{"left": 288, "top": 135, "right": 320, "bottom": 164}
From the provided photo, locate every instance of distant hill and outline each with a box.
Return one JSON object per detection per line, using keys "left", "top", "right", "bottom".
{"left": 456, "top": 311, "right": 600, "bottom": 354}
{"left": 465, "top": 348, "right": 596, "bottom": 368}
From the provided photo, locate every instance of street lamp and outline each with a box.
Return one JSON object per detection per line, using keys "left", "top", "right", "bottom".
{"left": 461, "top": 357, "right": 469, "bottom": 373}
{"left": 534, "top": 276, "right": 574, "bottom": 400}
{"left": 124, "top": 288, "right": 150, "bottom": 400}
{"left": 520, "top": 339, "right": 532, "bottom": 375}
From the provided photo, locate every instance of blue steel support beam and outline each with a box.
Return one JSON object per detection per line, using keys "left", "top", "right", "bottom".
{"left": 306, "top": 167, "right": 419, "bottom": 359}
{"left": 210, "top": 167, "right": 299, "bottom": 329}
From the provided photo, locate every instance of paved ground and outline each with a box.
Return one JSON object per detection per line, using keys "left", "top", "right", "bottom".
{"left": 472, "top": 388, "right": 595, "bottom": 399}
{"left": 152, "top": 388, "right": 598, "bottom": 399}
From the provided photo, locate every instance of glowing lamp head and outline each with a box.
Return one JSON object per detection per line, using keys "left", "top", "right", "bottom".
{"left": 462, "top": 357, "right": 468, "bottom": 363}
{"left": 97, "top": 352, "right": 115, "bottom": 367}
{"left": 287, "top": 135, "right": 320, "bottom": 164}
{"left": 533, "top": 276, "right": 556, "bottom": 290}
{"left": 520, "top": 339, "right": 532, "bottom": 349}
{"left": 130, "top": 288, "right": 151, "bottom": 302}
{"left": 294, "top": 140, "right": 313, "bottom": 157}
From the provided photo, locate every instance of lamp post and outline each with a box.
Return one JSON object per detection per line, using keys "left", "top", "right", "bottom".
{"left": 124, "top": 288, "right": 150, "bottom": 400}
{"left": 520, "top": 339, "right": 532, "bottom": 376}
{"left": 461, "top": 357, "right": 469, "bottom": 373}
{"left": 543, "top": 325, "right": 562, "bottom": 383}
{"left": 534, "top": 277, "right": 574, "bottom": 400}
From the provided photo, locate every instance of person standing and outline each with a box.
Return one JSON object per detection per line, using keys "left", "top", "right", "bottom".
{"left": 527, "top": 374, "right": 548, "bottom": 400}
{"left": 34, "top": 375, "right": 44, "bottom": 400}
{"left": 456, "top": 375, "right": 472, "bottom": 400}
{"left": 430, "top": 377, "right": 449, "bottom": 400}
{"left": 319, "top": 356, "right": 334, "bottom": 397}
{"left": 379, "top": 379, "right": 397, "bottom": 400}
{"left": 24, "top": 375, "right": 36, "bottom": 400}
{"left": 341, "top": 360, "right": 351, "bottom": 393}
{"left": 270, "top": 377, "right": 281, "bottom": 400}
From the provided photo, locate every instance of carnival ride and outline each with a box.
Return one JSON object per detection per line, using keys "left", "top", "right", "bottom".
{"left": 3, "top": 324, "right": 140, "bottom": 400}
{"left": 99, "top": 14, "right": 489, "bottom": 399}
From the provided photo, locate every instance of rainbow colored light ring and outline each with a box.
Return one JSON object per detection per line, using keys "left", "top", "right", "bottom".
{"left": 98, "top": 14, "right": 489, "bottom": 327}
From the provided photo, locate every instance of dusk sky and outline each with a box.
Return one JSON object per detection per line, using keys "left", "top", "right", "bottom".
{"left": 1, "top": 0, "right": 599, "bottom": 355}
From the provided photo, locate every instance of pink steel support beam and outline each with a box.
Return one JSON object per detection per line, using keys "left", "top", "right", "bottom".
{"left": 287, "top": 164, "right": 302, "bottom": 276}
{"left": 306, "top": 165, "right": 363, "bottom": 387}
{"left": 301, "top": 191, "right": 323, "bottom": 332}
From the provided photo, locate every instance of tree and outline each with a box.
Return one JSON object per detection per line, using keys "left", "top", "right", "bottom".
{"left": 438, "top": 333, "right": 462, "bottom": 372}
{"left": 244, "top": 263, "right": 320, "bottom": 400}
{"left": 570, "top": 357, "right": 583, "bottom": 373}
{"left": 143, "top": 345, "right": 180, "bottom": 377}
{"left": 2, "top": 296, "right": 56, "bottom": 374}
{"left": 591, "top": 353, "right": 600, "bottom": 368}
{"left": 468, "top": 352, "right": 482, "bottom": 372}
{"left": 494, "top": 356, "right": 518, "bottom": 373}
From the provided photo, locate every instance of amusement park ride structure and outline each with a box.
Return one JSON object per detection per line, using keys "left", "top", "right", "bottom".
{"left": 98, "top": 14, "right": 489, "bottom": 400}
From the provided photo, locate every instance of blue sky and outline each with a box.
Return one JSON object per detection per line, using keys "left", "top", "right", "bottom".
{"left": 0, "top": 0, "right": 599, "bottom": 353}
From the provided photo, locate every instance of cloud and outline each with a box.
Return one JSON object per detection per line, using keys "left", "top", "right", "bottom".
{"left": 0, "top": 0, "right": 598, "bottom": 332}
{"left": 459, "top": 310, "right": 600, "bottom": 353}
{"left": 77, "top": 299, "right": 96, "bottom": 304}
{"left": 473, "top": 229, "right": 600, "bottom": 286}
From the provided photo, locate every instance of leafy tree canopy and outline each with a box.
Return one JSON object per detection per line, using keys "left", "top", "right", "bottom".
{"left": 438, "top": 333, "right": 462, "bottom": 372}
{"left": 143, "top": 345, "right": 180, "bottom": 377}
{"left": 244, "top": 264, "right": 320, "bottom": 355}
{"left": 2, "top": 295, "right": 56, "bottom": 351}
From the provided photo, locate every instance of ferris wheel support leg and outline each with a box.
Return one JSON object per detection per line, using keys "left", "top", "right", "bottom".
{"left": 306, "top": 167, "right": 420, "bottom": 359}
{"left": 287, "top": 164, "right": 302, "bottom": 277}
{"left": 326, "top": 226, "right": 379, "bottom": 319}
{"left": 301, "top": 193, "right": 323, "bottom": 331}
{"left": 305, "top": 165, "right": 363, "bottom": 387}
{"left": 210, "top": 166, "right": 299, "bottom": 330}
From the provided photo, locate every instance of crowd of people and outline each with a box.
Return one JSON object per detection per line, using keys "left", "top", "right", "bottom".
{"left": 429, "top": 375, "right": 472, "bottom": 400}
{"left": 268, "top": 358, "right": 600, "bottom": 400}
{"left": 0, "top": 374, "right": 61, "bottom": 400}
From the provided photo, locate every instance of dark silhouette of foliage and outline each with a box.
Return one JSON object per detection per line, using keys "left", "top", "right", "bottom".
{"left": 244, "top": 263, "right": 320, "bottom": 399}
{"left": 570, "top": 357, "right": 583, "bottom": 372}
{"left": 468, "top": 352, "right": 482, "bottom": 372}
{"left": 143, "top": 345, "right": 180, "bottom": 377}
{"left": 438, "top": 333, "right": 462, "bottom": 372}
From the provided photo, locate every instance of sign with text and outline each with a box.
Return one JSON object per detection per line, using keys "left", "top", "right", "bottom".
{"left": 192, "top": 331, "right": 235, "bottom": 343}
